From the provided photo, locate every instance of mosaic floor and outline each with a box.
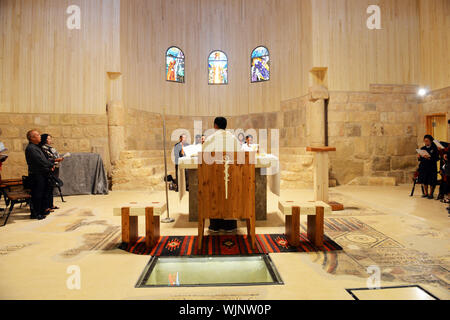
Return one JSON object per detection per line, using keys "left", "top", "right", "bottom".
{"left": 0, "top": 185, "right": 448, "bottom": 299}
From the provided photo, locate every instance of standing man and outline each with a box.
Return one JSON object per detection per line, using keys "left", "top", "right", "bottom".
{"left": 174, "top": 134, "right": 189, "bottom": 192}
{"left": 25, "top": 130, "right": 54, "bottom": 220}
{"left": 203, "top": 117, "right": 240, "bottom": 233}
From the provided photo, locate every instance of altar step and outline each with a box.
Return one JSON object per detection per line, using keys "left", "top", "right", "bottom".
{"left": 112, "top": 150, "right": 173, "bottom": 191}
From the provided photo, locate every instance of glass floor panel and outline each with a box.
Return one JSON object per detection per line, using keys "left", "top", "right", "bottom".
{"left": 347, "top": 285, "right": 439, "bottom": 300}
{"left": 136, "top": 254, "right": 283, "bottom": 287}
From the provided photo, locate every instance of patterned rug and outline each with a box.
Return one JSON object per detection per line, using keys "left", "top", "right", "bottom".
{"left": 119, "top": 233, "right": 342, "bottom": 256}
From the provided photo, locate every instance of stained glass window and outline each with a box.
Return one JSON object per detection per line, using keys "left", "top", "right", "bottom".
{"left": 251, "top": 46, "right": 270, "bottom": 82}
{"left": 208, "top": 51, "right": 228, "bottom": 84}
{"left": 166, "top": 47, "right": 185, "bottom": 83}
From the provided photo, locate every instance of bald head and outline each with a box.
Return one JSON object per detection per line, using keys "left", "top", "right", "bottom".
{"left": 27, "top": 130, "right": 41, "bottom": 145}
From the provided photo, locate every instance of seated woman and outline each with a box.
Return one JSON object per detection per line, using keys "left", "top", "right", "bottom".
{"left": 417, "top": 135, "right": 439, "bottom": 199}
{"left": 39, "top": 134, "right": 64, "bottom": 212}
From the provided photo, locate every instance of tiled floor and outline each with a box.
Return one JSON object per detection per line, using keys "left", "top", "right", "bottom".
{"left": 0, "top": 184, "right": 449, "bottom": 300}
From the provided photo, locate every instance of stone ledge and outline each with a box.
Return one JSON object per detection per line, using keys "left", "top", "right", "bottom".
{"left": 348, "top": 176, "right": 397, "bottom": 186}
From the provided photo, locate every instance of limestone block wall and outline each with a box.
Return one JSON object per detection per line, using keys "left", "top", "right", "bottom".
{"left": 124, "top": 107, "right": 216, "bottom": 152}
{"left": 3, "top": 85, "right": 446, "bottom": 189}
{"left": 0, "top": 113, "right": 110, "bottom": 179}
{"left": 328, "top": 85, "right": 421, "bottom": 185}
{"left": 279, "top": 95, "right": 309, "bottom": 148}
{"left": 118, "top": 85, "right": 424, "bottom": 190}
{"left": 123, "top": 107, "right": 282, "bottom": 159}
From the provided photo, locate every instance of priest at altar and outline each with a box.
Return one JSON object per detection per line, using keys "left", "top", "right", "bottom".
{"left": 177, "top": 117, "right": 280, "bottom": 227}
{"left": 201, "top": 117, "right": 240, "bottom": 232}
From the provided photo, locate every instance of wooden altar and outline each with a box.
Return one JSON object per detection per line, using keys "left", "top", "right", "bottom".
{"left": 197, "top": 152, "right": 256, "bottom": 249}
{"left": 178, "top": 153, "right": 280, "bottom": 222}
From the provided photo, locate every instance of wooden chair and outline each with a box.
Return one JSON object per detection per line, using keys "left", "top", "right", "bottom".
{"left": 1, "top": 179, "right": 31, "bottom": 227}
{"left": 113, "top": 202, "right": 166, "bottom": 249}
{"left": 198, "top": 151, "right": 256, "bottom": 250}
{"left": 278, "top": 200, "right": 331, "bottom": 247}
{"left": 0, "top": 178, "right": 24, "bottom": 208}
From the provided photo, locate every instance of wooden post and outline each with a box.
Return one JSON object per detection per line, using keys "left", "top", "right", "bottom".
{"left": 307, "top": 206, "right": 324, "bottom": 247}
{"left": 307, "top": 147, "right": 336, "bottom": 202}
{"left": 145, "top": 207, "right": 160, "bottom": 248}
{"left": 246, "top": 218, "right": 256, "bottom": 249}
{"left": 285, "top": 206, "right": 300, "bottom": 246}
{"left": 314, "top": 151, "right": 329, "bottom": 202}
{"left": 197, "top": 218, "right": 204, "bottom": 251}
{"left": 121, "top": 207, "right": 138, "bottom": 244}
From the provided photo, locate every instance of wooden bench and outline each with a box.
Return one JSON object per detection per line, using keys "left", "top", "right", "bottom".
{"left": 113, "top": 202, "right": 167, "bottom": 249}
{"left": 278, "top": 200, "right": 331, "bottom": 247}
{"left": 1, "top": 178, "right": 24, "bottom": 208}
{"left": 1, "top": 191, "right": 31, "bottom": 227}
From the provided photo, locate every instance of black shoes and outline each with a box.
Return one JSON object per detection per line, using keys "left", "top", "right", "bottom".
{"left": 30, "top": 214, "right": 46, "bottom": 220}
{"left": 208, "top": 227, "right": 220, "bottom": 233}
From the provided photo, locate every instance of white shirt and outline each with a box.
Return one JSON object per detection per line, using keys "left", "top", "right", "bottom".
{"left": 241, "top": 143, "right": 253, "bottom": 152}
{"left": 202, "top": 129, "right": 241, "bottom": 152}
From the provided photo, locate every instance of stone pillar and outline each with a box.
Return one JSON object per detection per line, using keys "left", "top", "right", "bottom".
{"left": 306, "top": 85, "right": 342, "bottom": 209}
{"left": 107, "top": 100, "right": 126, "bottom": 165}
{"left": 307, "top": 85, "right": 330, "bottom": 201}
{"left": 308, "top": 85, "right": 328, "bottom": 147}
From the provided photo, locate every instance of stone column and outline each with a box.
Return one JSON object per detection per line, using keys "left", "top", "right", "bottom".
{"left": 306, "top": 85, "right": 341, "bottom": 208}
{"left": 308, "top": 85, "right": 328, "bottom": 147}
{"left": 107, "top": 100, "right": 126, "bottom": 165}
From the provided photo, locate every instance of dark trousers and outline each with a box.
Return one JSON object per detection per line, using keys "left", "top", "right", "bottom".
{"left": 30, "top": 173, "right": 49, "bottom": 217}
{"left": 209, "top": 219, "right": 237, "bottom": 231}
{"left": 175, "top": 164, "right": 189, "bottom": 192}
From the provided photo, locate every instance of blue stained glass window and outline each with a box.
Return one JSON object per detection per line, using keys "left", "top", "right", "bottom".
{"left": 251, "top": 46, "right": 270, "bottom": 82}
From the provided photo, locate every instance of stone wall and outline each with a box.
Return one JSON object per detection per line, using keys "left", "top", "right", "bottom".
{"left": 3, "top": 85, "right": 447, "bottom": 188}
{"left": 124, "top": 108, "right": 215, "bottom": 151}
{"left": 328, "top": 85, "right": 421, "bottom": 185}
{"left": 123, "top": 107, "right": 281, "bottom": 155}
{"left": 0, "top": 113, "right": 110, "bottom": 179}
{"left": 278, "top": 95, "right": 309, "bottom": 148}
